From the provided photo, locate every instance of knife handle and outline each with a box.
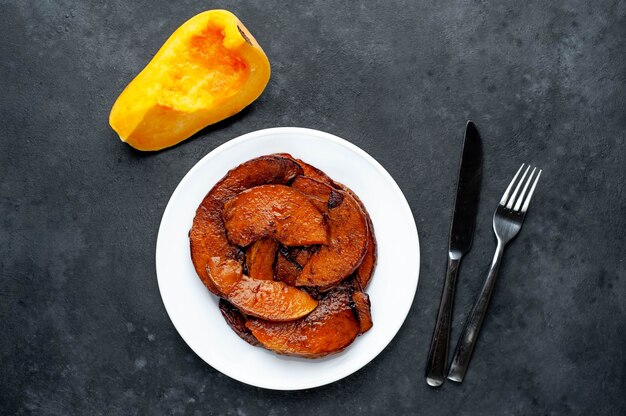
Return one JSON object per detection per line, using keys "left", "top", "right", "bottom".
{"left": 426, "top": 256, "right": 461, "bottom": 387}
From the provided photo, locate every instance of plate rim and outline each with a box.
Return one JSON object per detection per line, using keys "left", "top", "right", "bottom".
{"left": 155, "top": 127, "right": 420, "bottom": 390}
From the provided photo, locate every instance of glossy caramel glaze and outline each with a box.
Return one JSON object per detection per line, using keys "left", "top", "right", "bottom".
{"left": 296, "top": 189, "right": 368, "bottom": 289}
{"left": 228, "top": 276, "right": 318, "bottom": 321}
{"left": 206, "top": 258, "right": 243, "bottom": 295}
{"left": 223, "top": 185, "right": 328, "bottom": 247}
{"left": 246, "top": 287, "right": 360, "bottom": 357}
{"left": 245, "top": 238, "right": 278, "bottom": 280}
{"left": 207, "top": 258, "right": 317, "bottom": 321}
{"left": 189, "top": 155, "right": 302, "bottom": 294}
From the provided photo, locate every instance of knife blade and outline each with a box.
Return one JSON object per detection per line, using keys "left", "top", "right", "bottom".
{"left": 425, "top": 120, "right": 482, "bottom": 387}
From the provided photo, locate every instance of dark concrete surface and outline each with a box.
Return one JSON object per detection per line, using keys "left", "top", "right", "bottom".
{"left": 1, "top": 0, "right": 625, "bottom": 414}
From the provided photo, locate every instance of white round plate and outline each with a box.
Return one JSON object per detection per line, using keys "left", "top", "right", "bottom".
{"left": 156, "top": 127, "right": 419, "bottom": 390}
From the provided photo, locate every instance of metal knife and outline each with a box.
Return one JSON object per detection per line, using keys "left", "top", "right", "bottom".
{"left": 425, "top": 120, "right": 482, "bottom": 387}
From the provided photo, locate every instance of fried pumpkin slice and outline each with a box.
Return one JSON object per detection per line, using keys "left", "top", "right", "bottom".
{"left": 208, "top": 258, "right": 318, "bottom": 321}
{"left": 274, "top": 153, "right": 338, "bottom": 187}
{"left": 292, "top": 247, "right": 315, "bottom": 266}
{"left": 292, "top": 163, "right": 377, "bottom": 288}
{"left": 273, "top": 246, "right": 316, "bottom": 286}
{"left": 337, "top": 184, "right": 377, "bottom": 289}
{"left": 352, "top": 291, "right": 373, "bottom": 334}
{"left": 246, "top": 287, "right": 360, "bottom": 357}
{"left": 355, "top": 230, "right": 377, "bottom": 289}
{"left": 245, "top": 238, "right": 278, "bottom": 280}
{"left": 293, "top": 183, "right": 368, "bottom": 289}
{"left": 291, "top": 176, "right": 369, "bottom": 290}
{"left": 189, "top": 155, "right": 302, "bottom": 294}
{"left": 219, "top": 299, "right": 260, "bottom": 346}
{"left": 274, "top": 250, "right": 300, "bottom": 286}
{"left": 291, "top": 157, "right": 377, "bottom": 288}
{"left": 290, "top": 175, "right": 345, "bottom": 213}
{"left": 223, "top": 185, "right": 328, "bottom": 247}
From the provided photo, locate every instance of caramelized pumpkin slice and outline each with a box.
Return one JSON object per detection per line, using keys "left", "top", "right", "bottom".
{"left": 228, "top": 276, "right": 318, "bottom": 321}
{"left": 223, "top": 185, "right": 328, "bottom": 247}
{"left": 245, "top": 238, "right": 278, "bottom": 280}
{"left": 294, "top": 175, "right": 376, "bottom": 289}
{"left": 208, "top": 258, "right": 318, "bottom": 321}
{"left": 219, "top": 299, "right": 260, "bottom": 346}
{"left": 355, "top": 226, "right": 377, "bottom": 289}
{"left": 352, "top": 291, "right": 373, "bottom": 334}
{"left": 190, "top": 155, "right": 302, "bottom": 294}
{"left": 292, "top": 247, "right": 315, "bottom": 266}
{"left": 110, "top": 10, "right": 271, "bottom": 151}
{"left": 292, "top": 177, "right": 367, "bottom": 289}
{"left": 290, "top": 162, "right": 377, "bottom": 287}
{"left": 273, "top": 246, "right": 314, "bottom": 286}
{"left": 290, "top": 175, "right": 345, "bottom": 213}
{"left": 294, "top": 185, "right": 368, "bottom": 289}
{"left": 207, "top": 257, "right": 243, "bottom": 295}
{"left": 291, "top": 160, "right": 377, "bottom": 288}
{"left": 246, "top": 287, "right": 360, "bottom": 357}
{"left": 274, "top": 250, "right": 300, "bottom": 286}
{"left": 275, "top": 153, "right": 337, "bottom": 187}
{"left": 338, "top": 184, "right": 377, "bottom": 289}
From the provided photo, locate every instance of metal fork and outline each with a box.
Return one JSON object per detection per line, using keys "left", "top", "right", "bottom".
{"left": 447, "top": 164, "right": 542, "bottom": 383}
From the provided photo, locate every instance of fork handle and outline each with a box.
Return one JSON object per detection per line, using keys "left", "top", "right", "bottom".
{"left": 426, "top": 256, "right": 461, "bottom": 387}
{"left": 447, "top": 241, "right": 505, "bottom": 383}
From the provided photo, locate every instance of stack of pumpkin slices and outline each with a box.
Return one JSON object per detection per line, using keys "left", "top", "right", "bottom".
{"left": 189, "top": 154, "right": 376, "bottom": 358}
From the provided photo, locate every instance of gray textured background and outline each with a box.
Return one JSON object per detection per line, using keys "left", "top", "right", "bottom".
{"left": 1, "top": 0, "right": 625, "bottom": 415}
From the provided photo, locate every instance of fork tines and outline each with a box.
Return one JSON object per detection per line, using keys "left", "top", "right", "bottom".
{"left": 500, "top": 164, "right": 542, "bottom": 213}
